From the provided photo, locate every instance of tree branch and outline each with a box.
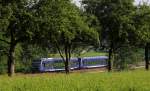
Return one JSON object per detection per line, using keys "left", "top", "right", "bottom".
{"left": 68, "top": 43, "right": 71, "bottom": 60}
{"left": 0, "top": 38, "right": 10, "bottom": 44}
{"left": 54, "top": 39, "right": 66, "bottom": 63}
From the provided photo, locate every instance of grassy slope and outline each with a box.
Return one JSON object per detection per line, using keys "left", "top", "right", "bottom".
{"left": 0, "top": 69, "right": 150, "bottom": 91}
{"left": 80, "top": 52, "right": 107, "bottom": 57}
{"left": 49, "top": 52, "right": 107, "bottom": 58}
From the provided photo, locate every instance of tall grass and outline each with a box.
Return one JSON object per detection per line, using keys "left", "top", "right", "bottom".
{"left": 0, "top": 69, "right": 150, "bottom": 91}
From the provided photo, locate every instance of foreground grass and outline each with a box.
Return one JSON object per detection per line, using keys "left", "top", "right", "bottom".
{"left": 0, "top": 69, "right": 150, "bottom": 91}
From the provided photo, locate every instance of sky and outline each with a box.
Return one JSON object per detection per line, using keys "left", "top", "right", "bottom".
{"left": 72, "top": 0, "right": 150, "bottom": 7}
{"left": 134, "top": 0, "right": 150, "bottom": 5}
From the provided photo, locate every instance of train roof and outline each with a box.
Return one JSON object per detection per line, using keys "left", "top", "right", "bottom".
{"left": 83, "top": 56, "right": 108, "bottom": 59}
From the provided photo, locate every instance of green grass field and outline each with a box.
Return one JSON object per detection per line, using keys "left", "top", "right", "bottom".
{"left": 0, "top": 69, "right": 150, "bottom": 91}
{"left": 48, "top": 52, "right": 107, "bottom": 58}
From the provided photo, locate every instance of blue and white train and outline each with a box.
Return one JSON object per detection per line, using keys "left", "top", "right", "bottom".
{"left": 32, "top": 56, "right": 108, "bottom": 72}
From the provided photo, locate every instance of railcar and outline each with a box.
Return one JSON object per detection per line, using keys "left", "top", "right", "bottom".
{"left": 32, "top": 56, "right": 108, "bottom": 72}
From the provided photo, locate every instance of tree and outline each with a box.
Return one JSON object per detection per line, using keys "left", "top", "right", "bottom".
{"left": 0, "top": 0, "right": 35, "bottom": 76}
{"left": 133, "top": 4, "right": 150, "bottom": 70}
{"left": 82, "top": 0, "right": 135, "bottom": 71}
{"left": 33, "top": 0, "right": 99, "bottom": 73}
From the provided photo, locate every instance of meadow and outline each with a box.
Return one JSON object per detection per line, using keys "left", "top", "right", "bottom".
{"left": 48, "top": 51, "right": 107, "bottom": 58}
{"left": 0, "top": 69, "right": 150, "bottom": 91}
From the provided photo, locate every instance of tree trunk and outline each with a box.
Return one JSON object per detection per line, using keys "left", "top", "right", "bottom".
{"left": 145, "top": 43, "right": 149, "bottom": 70}
{"left": 8, "top": 44, "right": 16, "bottom": 76}
{"left": 65, "top": 60, "right": 69, "bottom": 74}
{"left": 108, "top": 42, "right": 113, "bottom": 72}
{"left": 108, "top": 48, "right": 112, "bottom": 72}
{"left": 64, "top": 44, "right": 70, "bottom": 74}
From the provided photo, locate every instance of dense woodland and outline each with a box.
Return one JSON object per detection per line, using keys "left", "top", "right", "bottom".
{"left": 0, "top": 0, "right": 150, "bottom": 76}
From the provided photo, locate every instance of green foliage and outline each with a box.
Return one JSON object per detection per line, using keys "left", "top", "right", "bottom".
{"left": 0, "top": 43, "right": 49, "bottom": 74}
{"left": 34, "top": 0, "right": 99, "bottom": 47}
{"left": 16, "top": 44, "right": 49, "bottom": 73}
{"left": 0, "top": 55, "right": 7, "bottom": 74}
{"left": 33, "top": 0, "right": 99, "bottom": 73}
{"left": 82, "top": 0, "right": 135, "bottom": 48}
{"left": 0, "top": 0, "right": 42, "bottom": 76}
{"left": 1, "top": 0, "right": 150, "bottom": 74}
{"left": 114, "top": 46, "right": 144, "bottom": 70}
{"left": 82, "top": 0, "right": 137, "bottom": 71}
{"left": 133, "top": 4, "right": 150, "bottom": 44}
{"left": 0, "top": 70, "right": 150, "bottom": 91}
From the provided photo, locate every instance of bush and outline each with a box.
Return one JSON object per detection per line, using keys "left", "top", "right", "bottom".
{"left": 0, "top": 55, "right": 7, "bottom": 74}
{"left": 114, "top": 46, "right": 144, "bottom": 70}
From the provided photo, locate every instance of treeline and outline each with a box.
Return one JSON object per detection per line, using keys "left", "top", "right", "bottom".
{"left": 82, "top": 0, "right": 150, "bottom": 71}
{"left": 0, "top": 0, "right": 150, "bottom": 76}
